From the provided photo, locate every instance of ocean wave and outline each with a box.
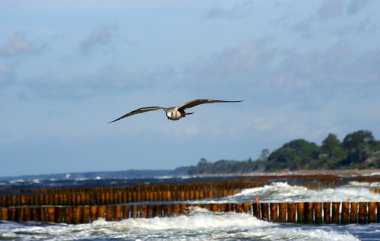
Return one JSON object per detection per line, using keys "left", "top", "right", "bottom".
{"left": 225, "top": 182, "right": 380, "bottom": 202}
{"left": 0, "top": 209, "right": 360, "bottom": 241}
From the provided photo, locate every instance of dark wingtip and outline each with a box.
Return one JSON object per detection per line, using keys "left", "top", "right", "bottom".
{"left": 107, "top": 119, "right": 119, "bottom": 124}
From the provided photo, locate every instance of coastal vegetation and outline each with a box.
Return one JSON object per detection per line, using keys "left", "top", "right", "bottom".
{"left": 178, "top": 130, "right": 380, "bottom": 175}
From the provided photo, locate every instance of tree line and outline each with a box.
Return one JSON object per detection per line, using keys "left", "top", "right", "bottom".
{"left": 176, "top": 130, "right": 380, "bottom": 175}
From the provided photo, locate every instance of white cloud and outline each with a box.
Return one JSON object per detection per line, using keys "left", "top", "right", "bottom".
{"left": 204, "top": 1, "right": 253, "bottom": 19}
{"left": 0, "top": 32, "right": 45, "bottom": 58}
{"left": 79, "top": 24, "right": 119, "bottom": 54}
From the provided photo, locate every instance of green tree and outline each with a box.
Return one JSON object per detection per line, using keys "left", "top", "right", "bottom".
{"left": 267, "top": 139, "right": 321, "bottom": 171}
{"left": 342, "top": 130, "right": 376, "bottom": 166}
{"left": 320, "top": 133, "right": 347, "bottom": 168}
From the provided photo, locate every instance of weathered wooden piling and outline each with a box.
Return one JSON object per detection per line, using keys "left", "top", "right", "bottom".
{"left": 314, "top": 202, "right": 322, "bottom": 224}
{"left": 304, "top": 202, "right": 313, "bottom": 224}
{"left": 359, "top": 202, "right": 367, "bottom": 224}
{"left": 235, "top": 203, "right": 243, "bottom": 213}
{"left": 341, "top": 202, "right": 350, "bottom": 224}
{"left": 323, "top": 202, "right": 331, "bottom": 224}
{"left": 350, "top": 202, "right": 358, "bottom": 224}
{"left": 122, "top": 205, "right": 130, "bottom": 219}
{"left": 270, "top": 203, "right": 278, "bottom": 222}
{"left": 368, "top": 202, "right": 376, "bottom": 223}
{"left": 297, "top": 202, "right": 305, "bottom": 223}
{"left": 287, "top": 202, "right": 296, "bottom": 223}
{"left": 332, "top": 202, "right": 340, "bottom": 224}
{"left": 253, "top": 202, "right": 261, "bottom": 219}
{"left": 261, "top": 203, "right": 269, "bottom": 221}
{"left": 279, "top": 202, "right": 287, "bottom": 223}
{"left": 132, "top": 205, "right": 138, "bottom": 218}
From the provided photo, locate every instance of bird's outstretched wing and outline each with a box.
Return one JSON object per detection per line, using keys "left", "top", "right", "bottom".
{"left": 177, "top": 99, "right": 243, "bottom": 111}
{"left": 109, "top": 106, "right": 166, "bottom": 123}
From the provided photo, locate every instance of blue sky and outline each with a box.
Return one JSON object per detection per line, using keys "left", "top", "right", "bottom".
{"left": 1, "top": 0, "right": 380, "bottom": 177}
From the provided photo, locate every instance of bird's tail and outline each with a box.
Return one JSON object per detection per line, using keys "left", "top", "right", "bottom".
{"left": 185, "top": 112, "right": 194, "bottom": 116}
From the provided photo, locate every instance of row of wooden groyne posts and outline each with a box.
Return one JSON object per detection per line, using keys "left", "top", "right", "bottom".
{"left": 1, "top": 175, "right": 380, "bottom": 225}
{"left": 1, "top": 201, "right": 380, "bottom": 225}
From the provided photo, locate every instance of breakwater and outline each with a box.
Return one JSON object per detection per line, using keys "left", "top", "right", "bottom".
{"left": 1, "top": 201, "right": 380, "bottom": 225}
{"left": 1, "top": 175, "right": 380, "bottom": 225}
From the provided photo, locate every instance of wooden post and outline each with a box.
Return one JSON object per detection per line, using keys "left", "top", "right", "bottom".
{"left": 359, "top": 202, "right": 367, "bottom": 224}
{"left": 323, "top": 202, "right": 331, "bottom": 224}
{"left": 287, "top": 202, "right": 296, "bottom": 223}
{"left": 131, "top": 205, "right": 138, "bottom": 219}
{"left": 31, "top": 207, "right": 40, "bottom": 222}
{"left": 180, "top": 203, "right": 188, "bottom": 215}
{"left": 105, "top": 206, "right": 113, "bottom": 221}
{"left": 97, "top": 205, "right": 105, "bottom": 220}
{"left": 226, "top": 203, "right": 233, "bottom": 212}
{"left": 114, "top": 205, "right": 122, "bottom": 221}
{"left": 297, "top": 202, "right": 305, "bottom": 224}
{"left": 47, "top": 207, "right": 55, "bottom": 223}
{"left": 132, "top": 192, "right": 137, "bottom": 202}
{"left": 152, "top": 205, "right": 161, "bottom": 217}
{"left": 211, "top": 203, "right": 219, "bottom": 212}
{"left": 368, "top": 202, "right": 376, "bottom": 224}
{"left": 220, "top": 203, "right": 227, "bottom": 213}
{"left": 350, "top": 202, "right": 358, "bottom": 224}
{"left": 194, "top": 191, "right": 199, "bottom": 200}
{"left": 146, "top": 205, "right": 154, "bottom": 218}
{"left": 341, "top": 202, "right": 349, "bottom": 224}
{"left": 165, "top": 204, "right": 172, "bottom": 217}
{"left": 73, "top": 207, "right": 82, "bottom": 224}
{"left": 90, "top": 206, "right": 98, "bottom": 222}
{"left": 314, "top": 202, "right": 322, "bottom": 224}
{"left": 235, "top": 203, "right": 243, "bottom": 213}
{"left": 332, "top": 202, "right": 340, "bottom": 224}
{"left": 82, "top": 206, "right": 90, "bottom": 223}
{"left": 122, "top": 205, "right": 130, "bottom": 219}
{"left": 253, "top": 202, "right": 261, "bottom": 219}
{"left": 173, "top": 204, "right": 180, "bottom": 216}
{"left": 40, "top": 207, "right": 47, "bottom": 222}
{"left": 16, "top": 208, "right": 24, "bottom": 222}
{"left": 279, "top": 203, "right": 287, "bottom": 223}
{"left": 261, "top": 203, "right": 269, "bottom": 221}
{"left": 100, "top": 193, "right": 106, "bottom": 205}
{"left": 63, "top": 207, "right": 72, "bottom": 224}
{"left": 24, "top": 207, "right": 31, "bottom": 222}
{"left": 140, "top": 205, "right": 147, "bottom": 218}
{"left": 270, "top": 203, "right": 278, "bottom": 222}
{"left": 305, "top": 202, "right": 313, "bottom": 224}
{"left": 243, "top": 203, "right": 251, "bottom": 214}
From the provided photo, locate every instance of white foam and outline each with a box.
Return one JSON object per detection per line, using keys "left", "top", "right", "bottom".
{"left": 9, "top": 179, "right": 25, "bottom": 184}
{"left": 348, "top": 181, "right": 380, "bottom": 187}
{"left": 0, "top": 210, "right": 360, "bottom": 241}
{"left": 226, "top": 182, "right": 380, "bottom": 202}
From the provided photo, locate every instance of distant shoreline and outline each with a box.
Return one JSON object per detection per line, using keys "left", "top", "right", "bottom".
{"left": 188, "top": 169, "right": 380, "bottom": 177}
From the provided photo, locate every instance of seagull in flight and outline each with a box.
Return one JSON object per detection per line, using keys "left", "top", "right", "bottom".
{"left": 109, "top": 99, "right": 243, "bottom": 123}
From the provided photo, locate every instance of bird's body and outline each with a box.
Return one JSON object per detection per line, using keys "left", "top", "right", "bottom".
{"left": 109, "top": 99, "right": 242, "bottom": 123}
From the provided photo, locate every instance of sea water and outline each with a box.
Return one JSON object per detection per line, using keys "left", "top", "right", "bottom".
{"left": 1, "top": 178, "right": 380, "bottom": 240}
{"left": 1, "top": 208, "right": 373, "bottom": 241}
